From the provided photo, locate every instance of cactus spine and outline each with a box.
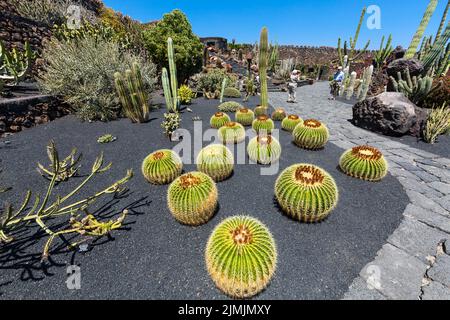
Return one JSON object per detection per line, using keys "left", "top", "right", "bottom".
{"left": 405, "top": 0, "right": 438, "bottom": 59}
{"left": 339, "top": 146, "right": 388, "bottom": 182}
{"left": 162, "top": 37, "right": 179, "bottom": 112}
{"left": 259, "top": 27, "right": 269, "bottom": 109}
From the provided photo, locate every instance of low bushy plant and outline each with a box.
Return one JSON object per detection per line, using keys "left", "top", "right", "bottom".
{"left": 197, "top": 69, "right": 237, "bottom": 99}
{"left": 223, "top": 87, "right": 241, "bottom": 98}
{"left": 218, "top": 101, "right": 243, "bottom": 112}
{"left": 178, "top": 85, "right": 195, "bottom": 105}
{"left": 423, "top": 103, "right": 450, "bottom": 144}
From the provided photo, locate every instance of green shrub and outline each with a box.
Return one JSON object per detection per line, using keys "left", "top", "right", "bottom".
{"left": 178, "top": 85, "right": 195, "bottom": 105}
{"left": 223, "top": 87, "right": 241, "bottom": 98}
{"left": 142, "top": 10, "right": 203, "bottom": 82}
{"left": 38, "top": 35, "right": 157, "bottom": 121}
{"left": 218, "top": 101, "right": 243, "bottom": 112}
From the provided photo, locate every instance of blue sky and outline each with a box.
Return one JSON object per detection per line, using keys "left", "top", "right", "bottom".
{"left": 102, "top": 0, "right": 449, "bottom": 49}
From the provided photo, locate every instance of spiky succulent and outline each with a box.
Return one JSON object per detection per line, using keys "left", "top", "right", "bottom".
{"left": 197, "top": 144, "right": 234, "bottom": 182}
{"left": 282, "top": 115, "right": 303, "bottom": 132}
{"left": 205, "top": 216, "right": 277, "bottom": 299}
{"left": 254, "top": 106, "right": 267, "bottom": 117}
{"left": 252, "top": 115, "right": 275, "bottom": 134}
{"left": 235, "top": 108, "right": 255, "bottom": 126}
{"left": 218, "top": 122, "right": 246, "bottom": 144}
{"left": 271, "top": 108, "right": 287, "bottom": 121}
{"left": 210, "top": 112, "right": 231, "bottom": 129}
{"left": 247, "top": 135, "right": 282, "bottom": 165}
{"left": 167, "top": 172, "right": 218, "bottom": 226}
{"left": 218, "top": 101, "right": 243, "bottom": 112}
{"left": 142, "top": 149, "right": 183, "bottom": 185}
{"left": 339, "top": 146, "right": 388, "bottom": 182}
{"left": 293, "top": 119, "right": 329, "bottom": 150}
{"left": 275, "top": 164, "right": 339, "bottom": 222}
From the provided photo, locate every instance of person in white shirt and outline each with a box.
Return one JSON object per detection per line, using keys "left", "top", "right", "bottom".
{"left": 287, "top": 70, "right": 300, "bottom": 103}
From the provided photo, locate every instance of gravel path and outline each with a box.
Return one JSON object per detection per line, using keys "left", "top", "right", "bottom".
{"left": 270, "top": 82, "right": 450, "bottom": 300}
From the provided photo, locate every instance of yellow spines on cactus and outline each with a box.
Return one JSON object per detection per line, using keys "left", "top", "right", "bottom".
{"left": 252, "top": 115, "right": 275, "bottom": 134}
{"left": 339, "top": 145, "right": 388, "bottom": 182}
{"left": 218, "top": 122, "right": 246, "bottom": 144}
{"left": 271, "top": 108, "right": 287, "bottom": 121}
{"left": 205, "top": 216, "right": 277, "bottom": 299}
{"left": 235, "top": 108, "right": 255, "bottom": 126}
{"left": 247, "top": 135, "right": 282, "bottom": 165}
{"left": 210, "top": 112, "right": 231, "bottom": 129}
{"left": 275, "top": 164, "right": 339, "bottom": 222}
{"left": 254, "top": 105, "right": 267, "bottom": 117}
{"left": 282, "top": 115, "right": 303, "bottom": 132}
{"left": 293, "top": 119, "right": 329, "bottom": 150}
{"left": 142, "top": 149, "right": 183, "bottom": 185}
{"left": 197, "top": 144, "right": 234, "bottom": 182}
{"left": 167, "top": 172, "right": 218, "bottom": 226}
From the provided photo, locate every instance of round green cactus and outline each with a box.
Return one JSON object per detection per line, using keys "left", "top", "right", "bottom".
{"left": 218, "top": 122, "right": 246, "bottom": 144}
{"left": 197, "top": 144, "right": 234, "bottom": 182}
{"left": 282, "top": 115, "right": 303, "bottom": 132}
{"left": 210, "top": 112, "right": 231, "bottom": 129}
{"left": 167, "top": 172, "right": 218, "bottom": 226}
{"left": 218, "top": 101, "right": 243, "bottom": 112}
{"left": 271, "top": 108, "right": 287, "bottom": 121}
{"left": 254, "top": 105, "right": 267, "bottom": 117}
{"left": 235, "top": 108, "right": 255, "bottom": 126}
{"left": 339, "top": 145, "right": 388, "bottom": 182}
{"left": 275, "top": 164, "right": 339, "bottom": 222}
{"left": 293, "top": 119, "right": 329, "bottom": 150}
{"left": 205, "top": 216, "right": 277, "bottom": 299}
{"left": 252, "top": 115, "right": 275, "bottom": 134}
{"left": 247, "top": 135, "right": 282, "bottom": 165}
{"left": 223, "top": 87, "right": 242, "bottom": 98}
{"left": 142, "top": 149, "right": 183, "bottom": 185}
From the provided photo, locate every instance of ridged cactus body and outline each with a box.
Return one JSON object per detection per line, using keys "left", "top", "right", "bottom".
{"left": 252, "top": 115, "right": 275, "bottom": 134}
{"left": 339, "top": 146, "right": 388, "bottom": 182}
{"left": 210, "top": 112, "right": 231, "bottom": 129}
{"left": 247, "top": 135, "right": 282, "bottom": 165}
{"left": 162, "top": 37, "right": 180, "bottom": 112}
{"left": 218, "top": 122, "right": 246, "bottom": 144}
{"left": 357, "top": 65, "right": 374, "bottom": 101}
{"left": 293, "top": 119, "right": 329, "bottom": 150}
{"left": 254, "top": 106, "right": 267, "bottom": 117}
{"left": 167, "top": 172, "right": 218, "bottom": 226}
{"left": 142, "top": 149, "right": 183, "bottom": 185}
{"left": 271, "top": 108, "right": 287, "bottom": 121}
{"left": 345, "top": 72, "right": 357, "bottom": 100}
{"left": 235, "top": 108, "right": 255, "bottom": 126}
{"left": 197, "top": 144, "right": 234, "bottom": 182}
{"left": 282, "top": 115, "right": 303, "bottom": 132}
{"left": 275, "top": 164, "right": 339, "bottom": 222}
{"left": 205, "top": 216, "right": 277, "bottom": 299}
{"left": 259, "top": 27, "right": 269, "bottom": 109}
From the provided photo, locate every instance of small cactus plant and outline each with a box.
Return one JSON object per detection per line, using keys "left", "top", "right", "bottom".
{"left": 235, "top": 108, "right": 255, "bottom": 126}
{"left": 252, "top": 115, "right": 275, "bottom": 134}
{"left": 293, "top": 119, "right": 329, "bottom": 150}
{"left": 218, "top": 122, "right": 246, "bottom": 144}
{"left": 339, "top": 146, "right": 388, "bottom": 182}
{"left": 282, "top": 115, "right": 303, "bottom": 132}
{"left": 205, "top": 216, "right": 277, "bottom": 299}
{"left": 210, "top": 112, "right": 231, "bottom": 129}
{"left": 254, "top": 105, "right": 267, "bottom": 117}
{"left": 167, "top": 172, "right": 218, "bottom": 226}
{"left": 275, "top": 164, "right": 339, "bottom": 222}
{"left": 247, "top": 135, "right": 282, "bottom": 165}
{"left": 218, "top": 101, "right": 243, "bottom": 112}
{"left": 197, "top": 144, "right": 234, "bottom": 182}
{"left": 271, "top": 108, "right": 287, "bottom": 121}
{"left": 142, "top": 149, "right": 183, "bottom": 185}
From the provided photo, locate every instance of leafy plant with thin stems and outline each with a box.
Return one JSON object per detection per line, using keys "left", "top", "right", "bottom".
{"left": 423, "top": 103, "right": 450, "bottom": 144}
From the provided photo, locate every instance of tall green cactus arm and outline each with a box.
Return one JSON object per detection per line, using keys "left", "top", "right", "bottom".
{"left": 162, "top": 68, "right": 174, "bottom": 112}
{"left": 405, "top": 0, "right": 438, "bottom": 59}
{"left": 374, "top": 35, "right": 394, "bottom": 69}
{"left": 0, "top": 40, "right": 34, "bottom": 85}
{"left": 437, "top": 43, "right": 450, "bottom": 75}
{"left": 350, "top": 7, "right": 367, "bottom": 54}
{"left": 259, "top": 27, "right": 269, "bottom": 109}
{"left": 422, "top": 23, "right": 450, "bottom": 73}
{"left": 167, "top": 37, "right": 178, "bottom": 110}
{"left": 220, "top": 78, "right": 228, "bottom": 103}
{"left": 435, "top": 0, "right": 450, "bottom": 45}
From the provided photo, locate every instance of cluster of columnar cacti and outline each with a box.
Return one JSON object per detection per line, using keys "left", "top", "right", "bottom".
{"left": 197, "top": 144, "right": 234, "bottom": 182}
{"left": 218, "top": 101, "right": 243, "bottom": 112}
{"left": 374, "top": 35, "right": 394, "bottom": 69}
{"left": 282, "top": 115, "right": 303, "bottom": 132}
{"left": 275, "top": 164, "right": 339, "bottom": 222}
{"left": 247, "top": 135, "right": 282, "bottom": 165}
{"left": 235, "top": 108, "right": 255, "bottom": 126}
{"left": 259, "top": 27, "right": 269, "bottom": 110}
{"left": 218, "top": 122, "right": 246, "bottom": 144}
{"left": 339, "top": 146, "right": 388, "bottom": 182}
{"left": 210, "top": 112, "right": 231, "bottom": 129}
{"left": 293, "top": 119, "right": 329, "bottom": 150}
{"left": 252, "top": 115, "right": 275, "bottom": 134}
{"left": 0, "top": 40, "right": 34, "bottom": 85}
{"left": 162, "top": 37, "right": 180, "bottom": 112}
{"left": 114, "top": 62, "right": 149, "bottom": 123}
{"left": 205, "top": 216, "right": 277, "bottom": 299}
{"left": 142, "top": 149, "right": 183, "bottom": 185}
{"left": 271, "top": 108, "right": 287, "bottom": 121}
{"left": 422, "top": 23, "right": 450, "bottom": 74}
{"left": 167, "top": 172, "right": 218, "bottom": 226}
{"left": 390, "top": 68, "right": 433, "bottom": 104}
{"left": 356, "top": 65, "right": 374, "bottom": 101}
{"left": 254, "top": 105, "right": 267, "bottom": 117}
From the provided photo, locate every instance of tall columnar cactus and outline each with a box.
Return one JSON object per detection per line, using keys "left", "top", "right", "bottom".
{"left": 219, "top": 78, "right": 228, "bottom": 103}
{"left": 390, "top": 68, "right": 433, "bottom": 104}
{"left": 167, "top": 172, "right": 218, "bottom": 226}
{"left": 235, "top": 108, "right": 255, "bottom": 126}
{"left": 339, "top": 66, "right": 350, "bottom": 97}
{"left": 357, "top": 65, "right": 374, "bottom": 101}
{"left": 252, "top": 115, "right": 275, "bottom": 134}
{"left": 271, "top": 108, "right": 287, "bottom": 121}
{"left": 282, "top": 115, "right": 303, "bottom": 132}
{"left": 197, "top": 144, "right": 234, "bottom": 182}
{"left": 374, "top": 35, "right": 394, "bottom": 69}
{"left": 247, "top": 135, "right": 282, "bottom": 165}
{"left": 0, "top": 40, "right": 34, "bottom": 85}
{"left": 293, "top": 119, "right": 329, "bottom": 150}
{"left": 345, "top": 72, "right": 357, "bottom": 100}
{"left": 162, "top": 37, "right": 180, "bottom": 112}
{"left": 218, "top": 122, "right": 246, "bottom": 144}
{"left": 405, "top": 0, "right": 438, "bottom": 59}
{"left": 435, "top": 0, "right": 450, "bottom": 45}
{"left": 210, "top": 112, "right": 231, "bottom": 129}
{"left": 114, "top": 62, "right": 150, "bottom": 123}
{"left": 142, "top": 149, "right": 183, "bottom": 185}
{"left": 421, "top": 23, "right": 450, "bottom": 74}
{"left": 259, "top": 27, "right": 269, "bottom": 109}
{"left": 275, "top": 164, "right": 339, "bottom": 222}
{"left": 205, "top": 216, "right": 277, "bottom": 299}
{"left": 437, "top": 42, "right": 450, "bottom": 75}
{"left": 339, "top": 146, "right": 388, "bottom": 182}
